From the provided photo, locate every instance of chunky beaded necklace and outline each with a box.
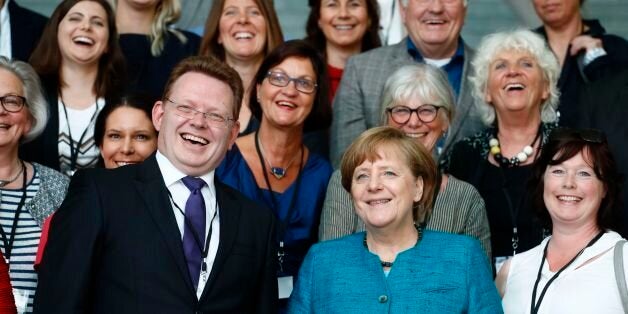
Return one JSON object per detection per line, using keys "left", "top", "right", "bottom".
{"left": 489, "top": 125, "right": 542, "bottom": 168}
{"left": 489, "top": 138, "right": 534, "bottom": 167}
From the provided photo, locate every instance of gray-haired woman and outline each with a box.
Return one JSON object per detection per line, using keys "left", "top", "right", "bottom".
{"left": 0, "top": 57, "right": 69, "bottom": 313}
{"left": 319, "top": 63, "right": 492, "bottom": 259}
{"left": 446, "top": 29, "right": 561, "bottom": 272}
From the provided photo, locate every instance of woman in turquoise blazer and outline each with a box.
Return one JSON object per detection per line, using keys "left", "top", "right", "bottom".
{"left": 289, "top": 127, "right": 502, "bottom": 313}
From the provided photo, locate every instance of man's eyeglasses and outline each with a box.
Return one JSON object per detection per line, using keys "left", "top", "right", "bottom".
{"left": 265, "top": 71, "right": 317, "bottom": 94}
{"left": 0, "top": 94, "right": 26, "bottom": 113}
{"left": 387, "top": 105, "right": 441, "bottom": 124}
{"left": 550, "top": 128, "right": 606, "bottom": 144}
{"left": 165, "top": 98, "right": 234, "bottom": 128}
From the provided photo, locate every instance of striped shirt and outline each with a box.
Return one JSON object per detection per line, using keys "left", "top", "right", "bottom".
{"left": 57, "top": 98, "right": 104, "bottom": 176}
{"left": 0, "top": 169, "right": 41, "bottom": 313}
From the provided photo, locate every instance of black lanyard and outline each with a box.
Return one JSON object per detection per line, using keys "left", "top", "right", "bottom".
{"left": 530, "top": 231, "right": 604, "bottom": 313}
{"left": 0, "top": 161, "right": 27, "bottom": 263}
{"left": 254, "top": 131, "right": 304, "bottom": 273}
{"left": 60, "top": 98, "right": 100, "bottom": 172}
{"left": 167, "top": 189, "right": 218, "bottom": 274}
{"left": 495, "top": 125, "right": 543, "bottom": 256}
{"left": 254, "top": 131, "right": 304, "bottom": 241}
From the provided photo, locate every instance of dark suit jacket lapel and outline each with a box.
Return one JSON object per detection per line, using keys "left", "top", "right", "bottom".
{"left": 199, "top": 180, "right": 242, "bottom": 301}
{"left": 134, "top": 155, "right": 196, "bottom": 294}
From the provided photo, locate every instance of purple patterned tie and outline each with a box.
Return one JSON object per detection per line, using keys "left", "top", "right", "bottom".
{"left": 181, "top": 176, "right": 206, "bottom": 290}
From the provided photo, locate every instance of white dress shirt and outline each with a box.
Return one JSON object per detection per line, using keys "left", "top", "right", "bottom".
{"left": 156, "top": 151, "right": 220, "bottom": 299}
{"left": 0, "top": 0, "right": 12, "bottom": 59}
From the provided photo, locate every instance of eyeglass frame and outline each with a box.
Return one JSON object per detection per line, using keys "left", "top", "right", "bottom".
{"left": 265, "top": 71, "right": 318, "bottom": 94}
{"left": 0, "top": 94, "right": 27, "bottom": 113}
{"left": 386, "top": 104, "right": 442, "bottom": 124}
{"left": 165, "top": 98, "right": 235, "bottom": 128}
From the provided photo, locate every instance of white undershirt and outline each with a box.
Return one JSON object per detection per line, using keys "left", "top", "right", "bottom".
{"left": 424, "top": 57, "right": 452, "bottom": 68}
{"left": 0, "top": 0, "right": 12, "bottom": 59}
{"left": 156, "top": 151, "right": 220, "bottom": 299}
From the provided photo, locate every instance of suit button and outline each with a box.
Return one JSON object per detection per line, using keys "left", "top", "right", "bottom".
{"left": 378, "top": 295, "right": 388, "bottom": 303}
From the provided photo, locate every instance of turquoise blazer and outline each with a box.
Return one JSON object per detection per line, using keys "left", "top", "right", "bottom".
{"left": 289, "top": 230, "right": 503, "bottom": 313}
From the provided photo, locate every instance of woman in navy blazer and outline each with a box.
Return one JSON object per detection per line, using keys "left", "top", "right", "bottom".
{"left": 289, "top": 127, "right": 502, "bottom": 313}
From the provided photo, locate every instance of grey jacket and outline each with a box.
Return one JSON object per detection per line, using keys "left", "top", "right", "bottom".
{"left": 25, "top": 163, "right": 70, "bottom": 226}
{"left": 330, "top": 37, "right": 483, "bottom": 167}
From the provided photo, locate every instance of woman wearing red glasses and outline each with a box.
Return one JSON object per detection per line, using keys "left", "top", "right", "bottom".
{"left": 216, "top": 40, "right": 332, "bottom": 310}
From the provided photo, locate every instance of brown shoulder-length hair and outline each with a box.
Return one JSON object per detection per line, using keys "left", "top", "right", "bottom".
{"left": 249, "top": 40, "right": 331, "bottom": 132}
{"left": 198, "top": 0, "right": 284, "bottom": 61}
{"left": 529, "top": 128, "right": 623, "bottom": 231}
{"left": 340, "top": 126, "right": 438, "bottom": 223}
{"left": 304, "top": 0, "right": 381, "bottom": 59}
{"left": 29, "top": 0, "right": 126, "bottom": 98}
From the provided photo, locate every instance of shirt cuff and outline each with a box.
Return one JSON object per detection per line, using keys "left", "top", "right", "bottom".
{"left": 583, "top": 47, "right": 607, "bottom": 66}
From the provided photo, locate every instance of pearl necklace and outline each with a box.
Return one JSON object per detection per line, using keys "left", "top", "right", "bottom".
{"left": 489, "top": 138, "right": 534, "bottom": 167}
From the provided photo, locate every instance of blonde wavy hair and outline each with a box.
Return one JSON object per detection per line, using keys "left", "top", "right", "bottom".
{"left": 112, "top": 0, "right": 187, "bottom": 56}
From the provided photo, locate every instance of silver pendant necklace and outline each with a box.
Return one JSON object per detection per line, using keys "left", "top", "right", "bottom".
{"left": 0, "top": 162, "right": 25, "bottom": 188}
{"left": 256, "top": 132, "right": 301, "bottom": 180}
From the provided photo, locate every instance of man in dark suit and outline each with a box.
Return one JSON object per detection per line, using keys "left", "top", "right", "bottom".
{"left": 33, "top": 56, "right": 278, "bottom": 313}
{"left": 0, "top": 0, "right": 48, "bottom": 61}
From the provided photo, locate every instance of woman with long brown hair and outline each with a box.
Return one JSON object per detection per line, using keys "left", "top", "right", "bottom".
{"left": 23, "top": 0, "right": 126, "bottom": 176}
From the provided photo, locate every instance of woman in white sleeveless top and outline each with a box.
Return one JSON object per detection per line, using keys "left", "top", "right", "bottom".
{"left": 497, "top": 128, "right": 628, "bottom": 314}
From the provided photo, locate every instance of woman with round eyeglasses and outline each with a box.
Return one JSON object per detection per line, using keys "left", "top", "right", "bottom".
{"left": 216, "top": 40, "right": 332, "bottom": 309}
{"left": 0, "top": 57, "right": 69, "bottom": 313}
{"left": 319, "top": 63, "right": 492, "bottom": 260}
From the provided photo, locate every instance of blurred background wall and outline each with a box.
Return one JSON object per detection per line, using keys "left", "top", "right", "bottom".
{"left": 19, "top": 0, "right": 628, "bottom": 48}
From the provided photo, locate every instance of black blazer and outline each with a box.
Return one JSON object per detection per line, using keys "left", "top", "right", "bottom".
{"left": 33, "top": 155, "right": 278, "bottom": 313}
{"left": 8, "top": 0, "right": 48, "bottom": 62}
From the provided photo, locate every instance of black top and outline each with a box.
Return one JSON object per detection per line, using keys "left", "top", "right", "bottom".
{"left": 8, "top": 0, "right": 48, "bottom": 62}
{"left": 119, "top": 30, "right": 201, "bottom": 99}
{"left": 478, "top": 162, "right": 540, "bottom": 257}
{"left": 445, "top": 124, "right": 557, "bottom": 259}
{"left": 535, "top": 19, "right": 628, "bottom": 127}
{"left": 574, "top": 69, "right": 628, "bottom": 238}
